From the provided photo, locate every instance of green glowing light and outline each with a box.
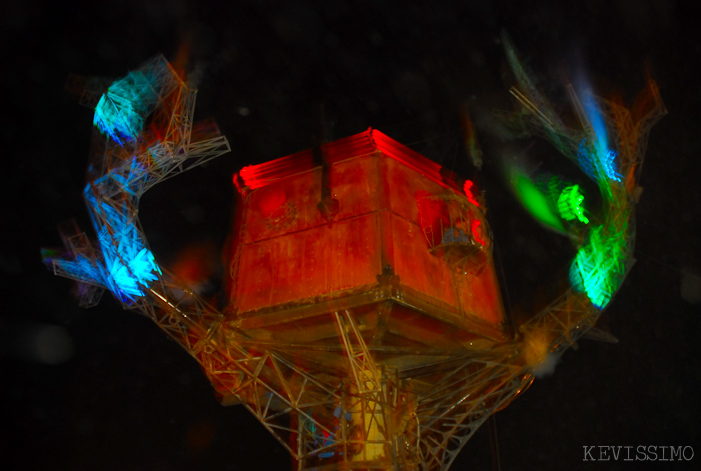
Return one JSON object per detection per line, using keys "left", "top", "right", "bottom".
{"left": 557, "top": 185, "right": 589, "bottom": 224}
{"left": 570, "top": 224, "right": 627, "bottom": 308}
{"left": 514, "top": 172, "right": 564, "bottom": 232}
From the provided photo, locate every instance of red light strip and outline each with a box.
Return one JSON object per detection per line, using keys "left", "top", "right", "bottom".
{"left": 234, "top": 129, "right": 469, "bottom": 198}
{"left": 463, "top": 180, "right": 480, "bottom": 207}
{"left": 471, "top": 220, "right": 486, "bottom": 246}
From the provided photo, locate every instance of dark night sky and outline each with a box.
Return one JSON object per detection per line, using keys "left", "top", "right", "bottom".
{"left": 1, "top": 1, "right": 699, "bottom": 470}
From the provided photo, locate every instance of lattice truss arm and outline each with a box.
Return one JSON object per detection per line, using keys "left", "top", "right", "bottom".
{"left": 594, "top": 79, "right": 667, "bottom": 186}
{"left": 498, "top": 37, "right": 665, "bottom": 351}
{"left": 44, "top": 55, "right": 231, "bottom": 350}
{"left": 191, "top": 310, "right": 391, "bottom": 465}
{"left": 485, "top": 40, "right": 669, "bottom": 405}
{"left": 199, "top": 335, "right": 345, "bottom": 460}
{"left": 192, "top": 307, "right": 540, "bottom": 471}
{"left": 398, "top": 349, "right": 530, "bottom": 471}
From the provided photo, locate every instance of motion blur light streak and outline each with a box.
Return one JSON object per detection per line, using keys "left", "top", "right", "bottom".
{"left": 582, "top": 91, "right": 610, "bottom": 158}
{"left": 512, "top": 170, "right": 565, "bottom": 232}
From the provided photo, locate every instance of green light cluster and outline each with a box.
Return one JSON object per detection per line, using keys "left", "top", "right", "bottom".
{"left": 569, "top": 224, "right": 627, "bottom": 308}
{"left": 557, "top": 185, "right": 589, "bottom": 224}
{"left": 514, "top": 171, "right": 564, "bottom": 232}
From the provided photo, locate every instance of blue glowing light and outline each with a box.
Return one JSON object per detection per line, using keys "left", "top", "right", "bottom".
{"left": 93, "top": 71, "right": 159, "bottom": 145}
{"left": 578, "top": 139, "right": 622, "bottom": 183}
{"left": 54, "top": 254, "right": 107, "bottom": 287}
{"left": 575, "top": 90, "right": 623, "bottom": 184}
{"left": 577, "top": 140, "right": 597, "bottom": 180}
{"left": 45, "top": 180, "right": 164, "bottom": 305}
{"left": 91, "top": 157, "right": 148, "bottom": 197}
{"left": 307, "top": 407, "right": 351, "bottom": 459}
{"left": 601, "top": 148, "right": 622, "bottom": 182}
{"left": 91, "top": 199, "right": 161, "bottom": 302}
{"left": 582, "top": 92, "right": 608, "bottom": 155}
{"left": 55, "top": 193, "right": 162, "bottom": 303}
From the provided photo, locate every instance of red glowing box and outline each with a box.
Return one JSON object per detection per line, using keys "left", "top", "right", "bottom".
{"left": 226, "top": 128, "right": 506, "bottom": 349}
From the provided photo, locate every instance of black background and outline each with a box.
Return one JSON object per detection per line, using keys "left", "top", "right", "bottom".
{"left": 1, "top": 1, "right": 699, "bottom": 470}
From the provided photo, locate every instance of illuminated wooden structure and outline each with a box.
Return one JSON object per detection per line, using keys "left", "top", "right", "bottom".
{"left": 211, "top": 128, "right": 521, "bottom": 469}
{"left": 44, "top": 52, "right": 665, "bottom": 471}
{"left": 229, "top": 129, "right": 502, "bottom": 339}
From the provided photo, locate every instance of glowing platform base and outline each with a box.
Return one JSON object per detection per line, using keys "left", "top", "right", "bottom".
{"left": 203, "top": 308, "right": 533, "bottom": 471}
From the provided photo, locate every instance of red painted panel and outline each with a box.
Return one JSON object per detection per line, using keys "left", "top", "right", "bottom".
{"left": 390, "top": 213, "right": 458, "bottom": 308}
{"left": 242, "top": 155, "right": 381, "bottom": 245}
{"left": 228, "top": 130, "right": 504, "bottom": 328}
{"left": 457, "top": 261, "right": 504, "bottom": 325}
{"left": 235, "top": 213, "right": 381, "bottom": 313}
